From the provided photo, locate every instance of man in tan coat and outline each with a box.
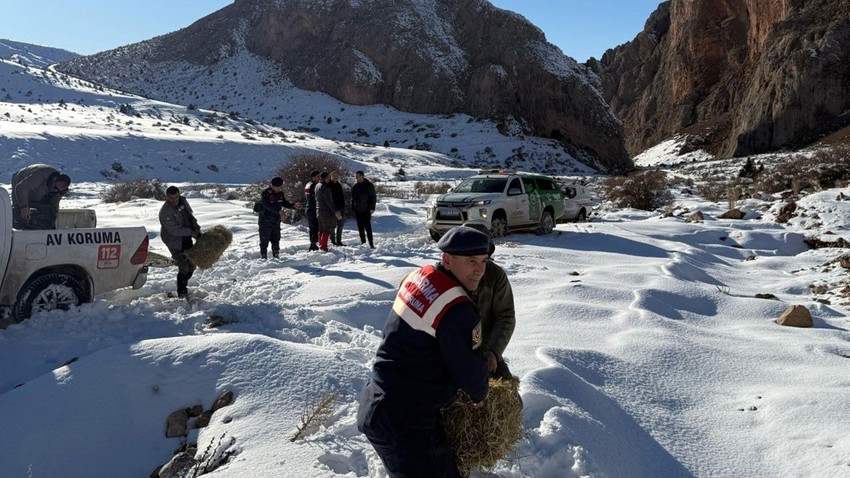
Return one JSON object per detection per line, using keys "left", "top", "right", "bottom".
{"left": 11, "top": 164, "right": 71, "bottom": 229}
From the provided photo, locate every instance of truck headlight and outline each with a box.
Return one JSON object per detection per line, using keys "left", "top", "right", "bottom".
{"left": 471, "top": 199, "right": 491, "bottom": 206}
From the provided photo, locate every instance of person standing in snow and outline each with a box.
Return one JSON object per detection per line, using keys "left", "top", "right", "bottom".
{"left": 475, "top": 240, "right": 516, "bottom": 378}
{"left": 159, "top": 186, "right": 201, "bottom": 298}
{"left": 315, "top": 171, "right": 341, "bottom": 252}
{"left": 303, "top": 170, "right": 321, "bottom": 251}
{"left": 258, "top": 176, "right": 303, "bottom": 259}
{"left": 328, "top": 170, "right": 347, "bottom": 246}
{"left": 357, "top": 226, "right": 490, "bottom": 478}
{"left": 351, "top": 170, "right": 377, "bottom": 249}
{"left": 10, "top": 164, "right": 71, "bottom": 229}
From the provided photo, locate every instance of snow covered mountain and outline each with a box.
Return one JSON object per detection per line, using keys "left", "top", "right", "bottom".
{"left": 54, "top": 0, "right": 631, "bottom": 173}
{"left": 0, "top": 38, "right": 79, "bottom": 68}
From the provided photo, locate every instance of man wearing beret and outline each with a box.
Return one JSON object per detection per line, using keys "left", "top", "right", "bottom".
{"left": 258, "top": 176, "right": 302, "bottom": 259}
{"left": 357, "top": 226, "right": 490, "bottom": 478}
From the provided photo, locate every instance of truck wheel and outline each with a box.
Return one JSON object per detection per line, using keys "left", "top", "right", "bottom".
{"left": 536, "top": 211, "right": 555, "bottom": 235}
{"left": 429, "top": 230, "right": 443, "bottom": 242}
{"left": 490, "top": 216, "right": 508, "bottom": 238}
{"left": 576, "top": 208, "right": 587, "bottom": 222}
{"left": 14, "top": 272, "right": 90, "bottom": 320}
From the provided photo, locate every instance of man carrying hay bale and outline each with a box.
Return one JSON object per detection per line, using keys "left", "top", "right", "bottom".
{"left": 357, "top": 226, "right": 490, "bottom": 478}
{"left": 476, "top": 240, "right": 517, "bottom": 379}
{"left": 159, "top": 186, "right": 201, "bottom": 299}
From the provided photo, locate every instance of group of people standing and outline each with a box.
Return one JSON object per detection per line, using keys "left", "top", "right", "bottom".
{"left": 302, "top": 169, "right": 376, "bottom": 253}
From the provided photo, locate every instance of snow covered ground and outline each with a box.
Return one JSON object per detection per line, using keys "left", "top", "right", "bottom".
{"left": 1, "top": 57, "right": 850, "bottom": 478}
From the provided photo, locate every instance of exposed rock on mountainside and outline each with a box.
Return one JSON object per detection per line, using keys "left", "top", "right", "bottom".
{"left": 596, "top": 0, "right": 850, "bottom": 158}
{"left": 56, "top": 0, "right": 631, "bottom": 172}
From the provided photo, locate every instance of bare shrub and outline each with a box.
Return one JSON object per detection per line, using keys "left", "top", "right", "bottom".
{"left": 603, "top": 170, "right": 672, "bottom": 211}
{"left": 189, "top": 433, "right": 237, "bottom": 477}
{"left": 756, "top": 148, "right": 850, "bottom": 193}
{"left": 290, "top": 391, "right": 338, "bottom": 442}
{"left": 726, "top": 184, "right": 741, "bottom": 209}
{"left": 100, "top": 178, "right": 165, "bottom": 203}
{"left": 696, "top": 180, "right": 728, "bottom": 203}
{"left": 376, "top": 183, "right": 413, "bottom": 199}
{"left": 413, "top": 181, "right": 452, "bottom": 196}
{"left": 274, "top": 153, "right": 349, "bottom": 205}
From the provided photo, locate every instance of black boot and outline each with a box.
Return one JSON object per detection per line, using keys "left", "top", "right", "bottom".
{"left": 272, "top": 250, "right": 280, "bottom": 258}
{"left": 308, "top": 243, "right": 319, "bottom": 251}
{"left": 260, "top": 251, "right": 267, "bottom": 259}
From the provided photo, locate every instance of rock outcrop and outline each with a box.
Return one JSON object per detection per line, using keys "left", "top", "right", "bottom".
{"left": 56, "top": 0, "right": 631, "bottom": 171}
{"left": 596, "top": 0, "right": 850, "bottom": 158}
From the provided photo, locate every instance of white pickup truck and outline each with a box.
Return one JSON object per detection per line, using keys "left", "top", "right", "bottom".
{"left": 0, "top": 187, "right": 149, "bottom": 326}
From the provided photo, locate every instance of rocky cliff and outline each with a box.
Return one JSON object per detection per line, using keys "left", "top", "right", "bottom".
{"left": 57, "top": 0, "right": 631, "bottom": 171}
{"left": 596, "top": 0, "right": 850, "bottom": 157}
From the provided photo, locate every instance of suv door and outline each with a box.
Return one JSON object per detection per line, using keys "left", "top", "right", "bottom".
{"left": 503, "top": 177, "right": 528, "bottom": 227}
{"left": 522, "top": 176, "right": 541, "bottom": 225}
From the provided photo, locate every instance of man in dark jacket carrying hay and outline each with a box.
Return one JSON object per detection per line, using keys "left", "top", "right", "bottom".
{"left": 159, "top": 186, "right": 201, "bottom": 298}
{"left": 475, "top": 240, "right": 516, "bottom": 379}
{"left": 258, "top": 176, "right": 303, "bottom": 259}
{"left": 357, "top": 226, "right": 489, "bottom": 478}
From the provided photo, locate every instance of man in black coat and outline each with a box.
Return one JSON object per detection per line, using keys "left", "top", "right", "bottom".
{"left": 357, "top": 226, "right": 490, "bottom": 478}
{"left": 303, "top": 170, "right": 321, "bottom": 251}
{"left": 351, "top": 170, "right": 377, "bottom": 248}
{"left": 259, "top": 176, "right": 302, "bottom": 259}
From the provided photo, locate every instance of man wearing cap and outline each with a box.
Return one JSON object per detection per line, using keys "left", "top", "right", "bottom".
{"left": 303, "top": 170, "right": 321, "bottom": 251}
{"left": 258, "top": 176, "right": 303, "bottom": 259}
{"left": 11, "top": 163, "right": 71, "bottom": 229}
{"left": 357, "top": 226, "right": 490, "bottom": 478}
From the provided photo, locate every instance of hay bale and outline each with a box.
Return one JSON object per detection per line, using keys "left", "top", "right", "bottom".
{"left": 184, "top": 225, "right": 232, "bottom": 269}
{"left": 442, "top": 377, "right": 524, "bottom": 477}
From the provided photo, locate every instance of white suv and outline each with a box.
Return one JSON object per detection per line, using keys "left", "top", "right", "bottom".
{"left": 426, "top": 171, "right": 565, "bottom": 240}
{"left": 560, "top": 183, "right": 593, "bottom": 222}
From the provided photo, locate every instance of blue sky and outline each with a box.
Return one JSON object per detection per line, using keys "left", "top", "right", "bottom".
{"left": 1, "top": 0, "right": 661, "bottom": 62}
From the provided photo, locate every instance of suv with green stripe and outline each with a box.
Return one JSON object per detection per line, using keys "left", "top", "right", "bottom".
{"left": 426, "top": 170, "right": 565, "bottom": 240}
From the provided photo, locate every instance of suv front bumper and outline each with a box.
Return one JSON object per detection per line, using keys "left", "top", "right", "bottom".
{"left": 426, "top": 206, "right": 491, "bottom": 234}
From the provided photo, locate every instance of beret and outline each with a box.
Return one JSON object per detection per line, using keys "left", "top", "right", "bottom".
{"left": 310, "top": 170, "right": 320, "bottom": 178}
{"left": 271, "top": 177, "right": 284, "bottom": 187}
{"left": 437, "top": 226, "right": 490, "bottom": 256}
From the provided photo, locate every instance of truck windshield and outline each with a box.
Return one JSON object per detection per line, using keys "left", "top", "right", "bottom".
{"left": 454, "top": 178, "right": 507, "bottom": 193}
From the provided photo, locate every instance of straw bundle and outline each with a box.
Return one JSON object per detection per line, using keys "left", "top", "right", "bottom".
{"left": 442, "top": 377, "right": 524, "bottom": 477}
{"left": 184, "top": 225, "right": 233, "bottom": 269}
